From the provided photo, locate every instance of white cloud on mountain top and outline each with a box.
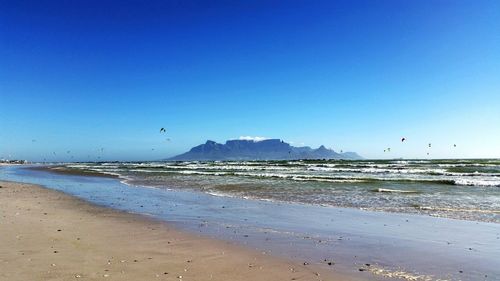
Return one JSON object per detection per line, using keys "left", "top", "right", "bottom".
{"left": 238, "top": 136, "right": 269, "bottom": 142}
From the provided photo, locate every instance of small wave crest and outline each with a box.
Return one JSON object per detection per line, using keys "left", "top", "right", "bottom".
{"left": 372, "top": 188, "right": 421, "bottom": 194}
{"left": 453, "top": 178, "right": 500, "bottom": 187}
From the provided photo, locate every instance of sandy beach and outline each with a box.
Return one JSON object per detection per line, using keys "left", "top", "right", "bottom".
{"left": 0, "top": 180, "right": 347, "bottom": 281}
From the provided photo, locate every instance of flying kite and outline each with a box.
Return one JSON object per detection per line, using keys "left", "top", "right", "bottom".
{"left": 401, "top": 137, "right": 406, "bottom": 142}
{"left": 160, "top": 128, "right": 166, "bottom": 133}
{"left": 428, "top": 143, "right": 431, "bottom": 148}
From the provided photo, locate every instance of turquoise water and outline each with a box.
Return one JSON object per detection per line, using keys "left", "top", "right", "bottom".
{"left": 65, "top": 159, "right": 500, "bottom": 222}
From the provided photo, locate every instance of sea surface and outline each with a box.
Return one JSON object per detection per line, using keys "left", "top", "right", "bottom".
{"left": 65, "top": 159, "right": 500, "bottom": 223}
{"left": 1, "top": 164, "right": 499, "bottom": 280}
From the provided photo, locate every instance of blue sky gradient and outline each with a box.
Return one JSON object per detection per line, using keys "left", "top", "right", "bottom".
{"left": 1, "top": 0, "right": 499, "bottom": 161}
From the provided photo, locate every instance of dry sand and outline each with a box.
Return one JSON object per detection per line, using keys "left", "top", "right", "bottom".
{"left": 0, "top": 181, "right": 349, "bottom": 281}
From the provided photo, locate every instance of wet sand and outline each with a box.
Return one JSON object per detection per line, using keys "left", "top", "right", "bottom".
{"left": 0, "top": 180, "right": 348, "bottom": 281}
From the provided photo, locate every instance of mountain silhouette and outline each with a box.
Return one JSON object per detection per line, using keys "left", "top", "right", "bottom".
{"left": 167, "top": 139, "right": 362, "bottom": 161}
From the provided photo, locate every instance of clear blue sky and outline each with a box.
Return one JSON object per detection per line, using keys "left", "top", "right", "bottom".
{"left": 1, "top": 0, "right": 499, "bottom": 161}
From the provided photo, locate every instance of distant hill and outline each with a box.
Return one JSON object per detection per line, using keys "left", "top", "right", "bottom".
{"left": 166, "top": 139, "right": 362, "bottom": 161}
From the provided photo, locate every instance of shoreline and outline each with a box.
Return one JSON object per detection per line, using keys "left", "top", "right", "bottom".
{"left": 1, "top": 165, "right": 499, "bottom": 280}
{"left": 35, "top": 163, "right": 500, "bottom": 224}
{"left": 0, "top": 180, "right": 349, "bottom": 281}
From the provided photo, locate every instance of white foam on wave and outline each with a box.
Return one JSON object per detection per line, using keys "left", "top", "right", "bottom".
{"left": 232, "top": 172, "right": 366, "bottom": 183}
{"left": 206, "top": 191, "right": 238, "bottom": 198}
{"left": 418, "top": 206, "right": 500, "bottom": 213}
{"left": 306, "top": 166, "right": 447, "bottom": 175}
{"left": 367, "top": 265, "right": 448, "bottom": 281}
{"left": 206, "top": 191, "right": 277, "bottom": 203}
{"left": 453, "top": 178, "right": 500, "bottom": 187}
{"left": 69, "top": 161, "right": 500, "bottom": 188}
{"left": 375, "top": 188, "right": 420, "bottom": 194}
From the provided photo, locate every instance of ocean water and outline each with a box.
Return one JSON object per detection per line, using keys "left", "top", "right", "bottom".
{"left": 1, "top": 165, "right": 499, "bottom": 281}
{"left": 64, "top": 159, "right": 500, "bottom": 223}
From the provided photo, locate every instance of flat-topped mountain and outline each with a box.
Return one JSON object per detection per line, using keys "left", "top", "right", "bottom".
{"left": 167, "top": 139, "right": 362, "bottom": 161}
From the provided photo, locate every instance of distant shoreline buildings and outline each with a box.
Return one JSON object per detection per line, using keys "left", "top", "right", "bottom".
{"left": 0, "top": 159, "right": 28, "bottom": 164}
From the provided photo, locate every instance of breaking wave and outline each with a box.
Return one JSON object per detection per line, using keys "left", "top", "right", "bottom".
{"left": 60, "top": 159, "right": 500, "bottom": 223}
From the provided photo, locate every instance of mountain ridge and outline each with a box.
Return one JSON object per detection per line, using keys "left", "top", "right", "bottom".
{"left": 167, "top": 139, "right": 362, "bottom": 161}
